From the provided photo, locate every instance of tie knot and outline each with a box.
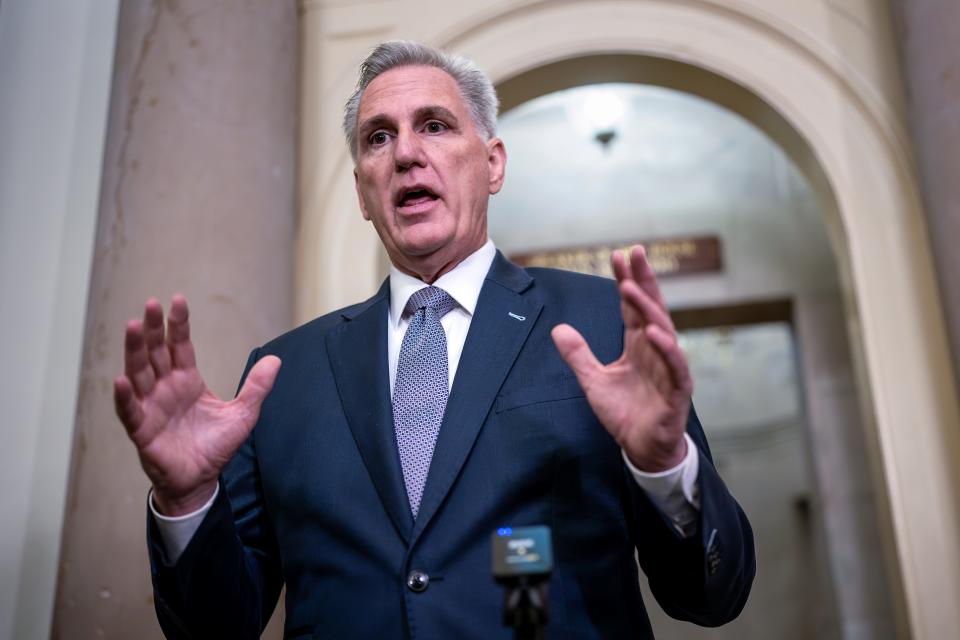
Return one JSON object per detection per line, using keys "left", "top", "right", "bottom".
{"left": 405, "top": 286, "right": 457, "bottom": 318}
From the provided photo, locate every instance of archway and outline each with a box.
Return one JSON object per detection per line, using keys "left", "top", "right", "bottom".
{"left": 489, "top": 70, "right": 888, "bottom": 639}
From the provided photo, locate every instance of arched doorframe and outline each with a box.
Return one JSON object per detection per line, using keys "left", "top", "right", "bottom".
{"left": 492, "top": 53, "right": 902, "bottom": 636}
{"left": 297, "top": 2, "right": 960, "bottom": 636}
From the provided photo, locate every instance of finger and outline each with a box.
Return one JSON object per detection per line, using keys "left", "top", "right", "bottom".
{"left": 167, "top": 294, "right": 197, "bottom": 370}
{"left": 551, "top": 324, "right": 602, "bottom": 386}
{"left": 114, "top": 375, "right": 146, "bottom": 435}
{"left": 618, "top": 279, "right": 648, "bottom": 328}
{"left": 613, "top": 252, "right": 645, "bottom": 327}
{"left": 619, "top": 295, "right": 643, "bottom": 329}
{"left": 233, "top": 355, "right": 282, "bottom": 426}
{"left": 629, "top": 245, "right": 667, "bottom": 309}
{"left": 625, "top": 325, "right": 672, "bottom": 397}
{"left": 124, "top": 319, "right": 156, "bottom": 396}
{"left": 143, "top": 298, "right": 172, "bottom": 377}
{"left": 645, "top": 324, "right": 693, "bottom": 397}
{"left": 619, "top": 280, "right": 675, "bottom": 333}
{"left": 612, "top": 249, "right": 630, "bottom": 284}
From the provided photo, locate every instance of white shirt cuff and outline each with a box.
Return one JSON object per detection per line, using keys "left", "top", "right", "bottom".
{"left": 623, "top": 432, "right": 700, "bottom": 536}
{"left": 149, "top": 484, "right": 219, "bottom": 563}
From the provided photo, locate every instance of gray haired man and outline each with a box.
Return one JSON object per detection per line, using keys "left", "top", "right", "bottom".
{"left": 120, "top": 41, "right": 754, "bottom": 639}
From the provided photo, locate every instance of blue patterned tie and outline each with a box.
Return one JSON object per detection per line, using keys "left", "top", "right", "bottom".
{"left": 393, "top": 286, "right": 458, "bottom": 518}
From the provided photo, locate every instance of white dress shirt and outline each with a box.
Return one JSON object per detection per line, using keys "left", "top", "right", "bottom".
{"left": 153, "top": 239, "right": 700, "bottom": 561}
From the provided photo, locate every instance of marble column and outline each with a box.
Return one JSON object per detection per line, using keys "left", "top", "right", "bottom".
{"left": 890, "top": 0, "right": 960, "bottom": 379}
{"left": 52, "top": 2, "right": 297, "bottom": 638}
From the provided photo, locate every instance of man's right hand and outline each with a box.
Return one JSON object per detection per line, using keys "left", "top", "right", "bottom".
{"left": 114, "top": 295, "right": 281, "bottom": 517}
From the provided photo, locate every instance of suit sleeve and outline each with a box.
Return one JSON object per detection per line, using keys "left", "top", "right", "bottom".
{"left": 628, "top": 404, "right": 756, "bottom": 626}
{"left": 147, "top": 348, "right": 283, "bottom": 640}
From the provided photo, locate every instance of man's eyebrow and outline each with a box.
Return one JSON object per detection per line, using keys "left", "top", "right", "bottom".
{"left": 414, "top": 105, "right": 459, "bottom": 124}
{"left": 358, "top": 114, "right": 393, "bottom": 138}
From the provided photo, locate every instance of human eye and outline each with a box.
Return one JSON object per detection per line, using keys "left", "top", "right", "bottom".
{"left": 368, "top": 130, "right": 390, "bottom": 146}
{"left": 424, "top": 120, "right": 448, "bottom": 134}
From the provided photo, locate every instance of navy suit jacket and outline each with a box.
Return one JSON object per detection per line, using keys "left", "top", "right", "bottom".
{"left": 148, "top": 253, "right": 754, "bottom": 639}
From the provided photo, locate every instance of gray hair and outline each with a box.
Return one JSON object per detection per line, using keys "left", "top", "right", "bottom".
{"left": 343, "top": 41, "right": 499, "bottom": 163}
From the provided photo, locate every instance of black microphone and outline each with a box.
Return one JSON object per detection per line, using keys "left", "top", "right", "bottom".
{"left": 491, "top": 525, "right": 553, "bottom": 640}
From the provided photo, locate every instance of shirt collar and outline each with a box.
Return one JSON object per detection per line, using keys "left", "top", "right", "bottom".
{"left": 389, "top": 239, "right": 497, "bottom": 327}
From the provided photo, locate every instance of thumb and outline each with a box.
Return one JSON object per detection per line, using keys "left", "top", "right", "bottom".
{"left": 235, "top": 355, "right": 282, "bottom": 420}
{"left": 551, "top": 324, "right": 601, "bottom": 384}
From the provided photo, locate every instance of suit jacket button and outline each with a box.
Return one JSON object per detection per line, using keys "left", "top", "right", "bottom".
{"left": 407, "top": 570, "right": 429, "bottom": 593}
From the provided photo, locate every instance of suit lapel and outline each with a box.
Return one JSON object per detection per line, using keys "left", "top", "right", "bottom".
{"left": 412, "top": 253, "right": 542, "bottom": 544}
{"left": 326, "top": 280, "right": 414, "bottom": 543}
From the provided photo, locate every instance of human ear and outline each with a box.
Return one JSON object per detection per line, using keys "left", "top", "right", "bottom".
{"left": 487, "top": 138, "right": 507, "bottom": 195}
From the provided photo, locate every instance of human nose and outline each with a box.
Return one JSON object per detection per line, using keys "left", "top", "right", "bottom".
{"left": 393, "top": 128, "right": 426, "bottom": 171}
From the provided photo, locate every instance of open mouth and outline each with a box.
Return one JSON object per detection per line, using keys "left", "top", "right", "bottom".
{"left": 396, "top": 187, "right": 440, "bottom": 210}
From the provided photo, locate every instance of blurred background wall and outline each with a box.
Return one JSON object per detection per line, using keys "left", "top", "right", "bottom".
{"left": 0, "top": 1, "right": 957, "bottom": 638}
{"left": 0, "top": 2, "right": 119, "bottom": 638}
{"left": 1, "top": 1, "right": 296, "bottom": 638}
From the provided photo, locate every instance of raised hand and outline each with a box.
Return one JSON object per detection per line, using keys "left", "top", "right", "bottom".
{"left": 114, "top": 295, "right": 281, "bottom": 516}
{"left": 551, "top": 246, "right": 692, "bottom": 472}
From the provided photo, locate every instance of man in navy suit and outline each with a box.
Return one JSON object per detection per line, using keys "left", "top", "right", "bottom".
{"left": 115, "top": 41, "right": 754, "bottom": 638}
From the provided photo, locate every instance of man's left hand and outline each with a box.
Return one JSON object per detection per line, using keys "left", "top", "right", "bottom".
{"left": 551, "top": 245, "right": 692, "bottom": 472}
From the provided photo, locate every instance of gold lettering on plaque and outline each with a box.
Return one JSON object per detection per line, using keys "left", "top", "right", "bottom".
{"left": 511, "top": 236, "right": 721, "bottom": 278}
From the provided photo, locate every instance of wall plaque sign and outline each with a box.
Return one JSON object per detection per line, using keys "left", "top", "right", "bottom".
{"left": 510, "top": 235, "right": 722, "bottom": 278}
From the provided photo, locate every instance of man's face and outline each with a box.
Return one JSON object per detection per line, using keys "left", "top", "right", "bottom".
{"left": 353, "top": 65, "right": 506, "bottom": 281}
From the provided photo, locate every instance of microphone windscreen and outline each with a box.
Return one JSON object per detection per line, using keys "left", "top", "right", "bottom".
{"left": 491, "top": 525, "right": 553, "bottom": 579}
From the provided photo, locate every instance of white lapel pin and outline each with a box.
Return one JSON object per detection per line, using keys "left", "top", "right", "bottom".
{"left": 508, "top": 312, "right": 526, "bottom": 321}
